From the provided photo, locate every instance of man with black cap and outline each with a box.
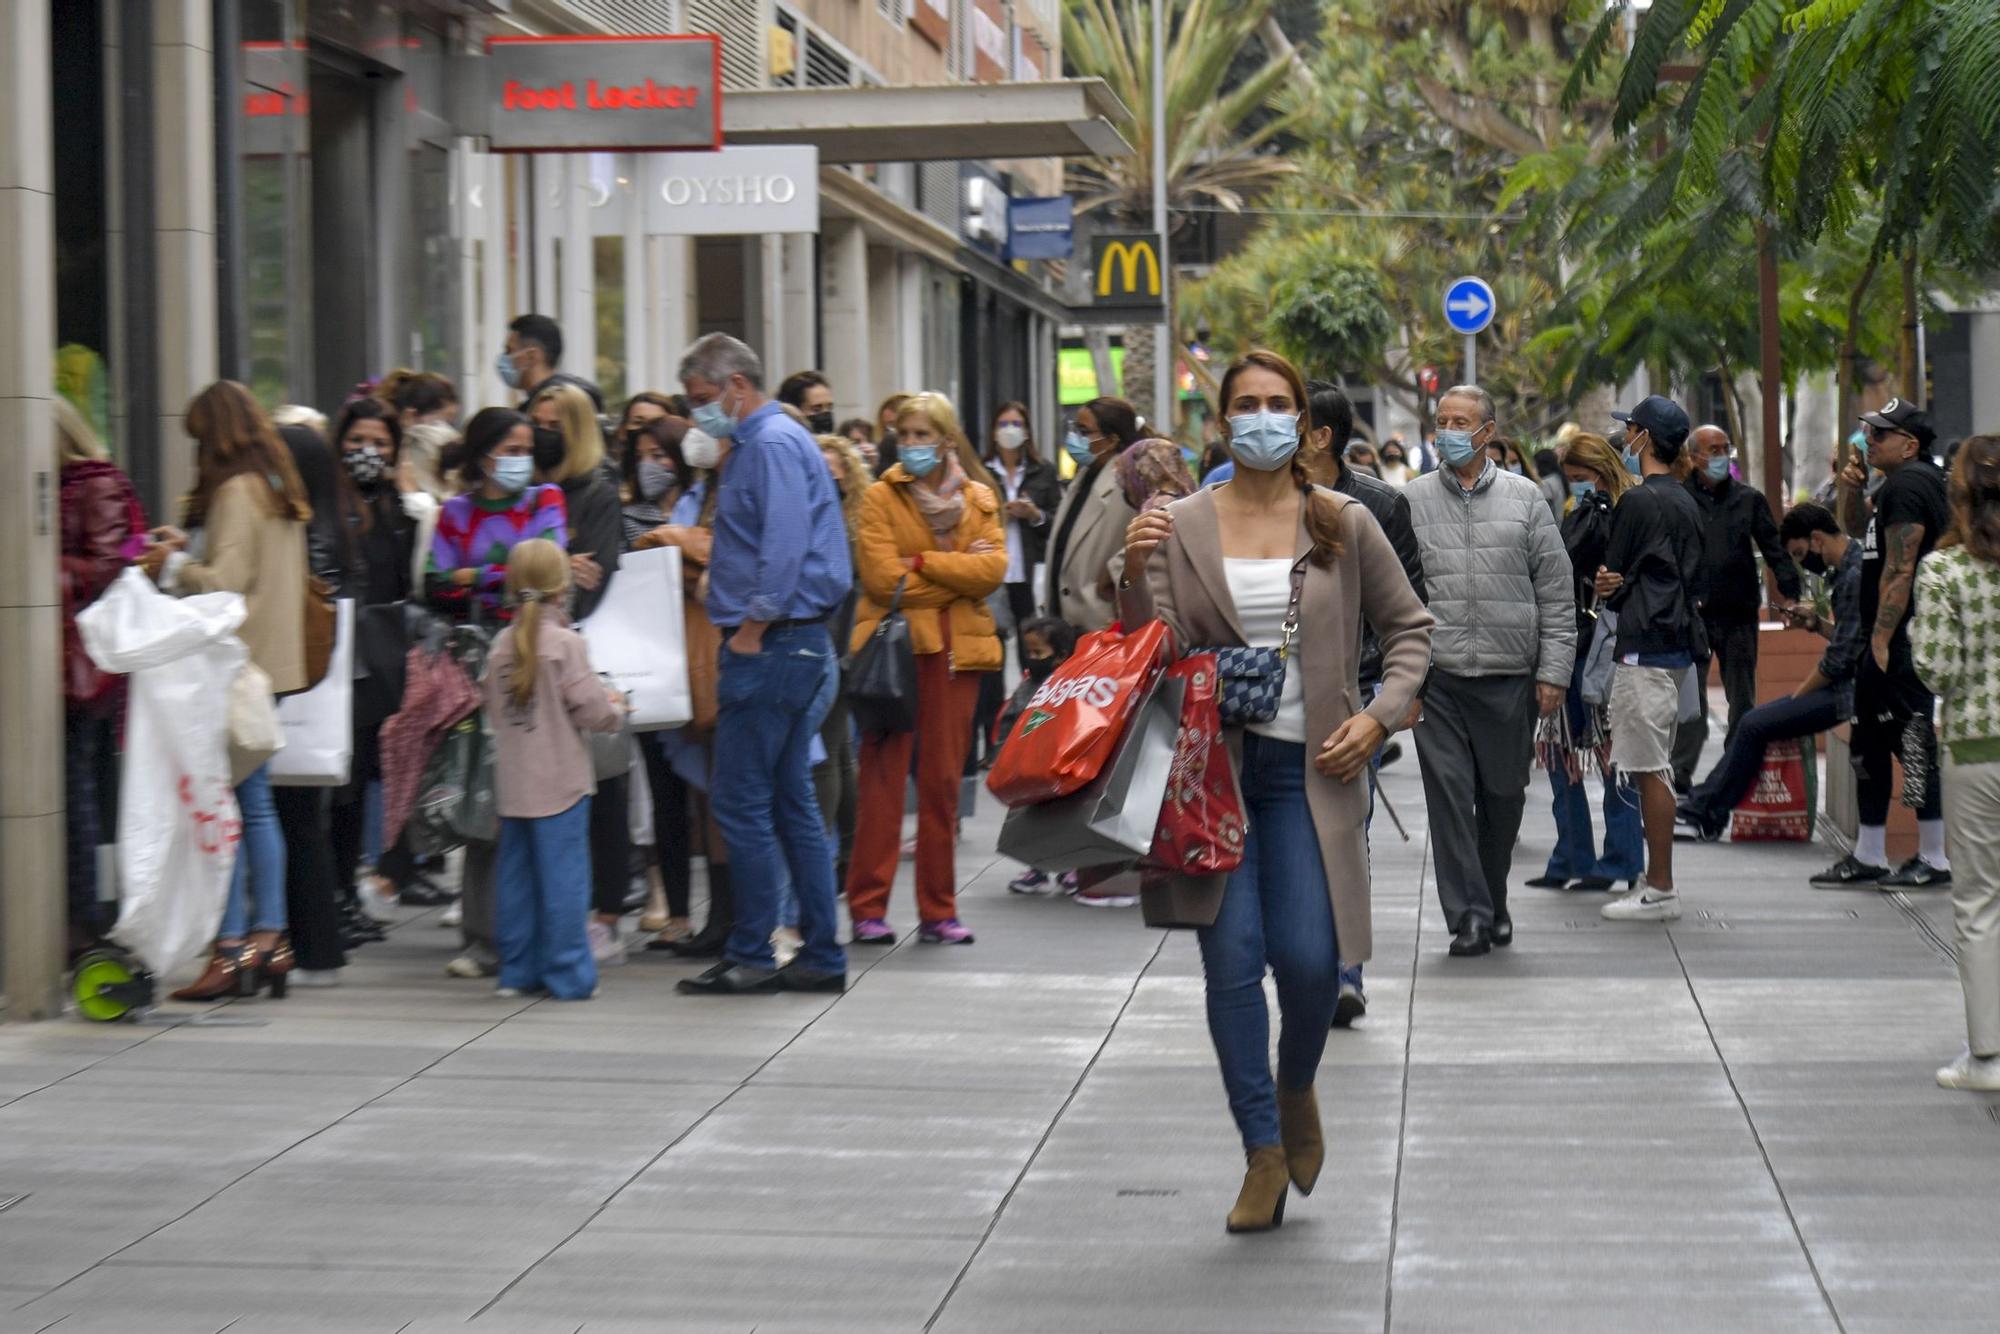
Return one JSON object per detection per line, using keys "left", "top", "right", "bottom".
{"left": 1816, "top": 398, "right": 1951, "bottom": 888}
{"left": 1670, "top": 424, "right": 1804, "bottom": 792}
{"left": 1594, "top": 395, "right": 1706, "bottom": 923}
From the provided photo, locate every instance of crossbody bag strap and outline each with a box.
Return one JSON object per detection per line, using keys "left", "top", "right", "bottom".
{"left": 1278, "top": 554, "right": 1309, "bottom": 660}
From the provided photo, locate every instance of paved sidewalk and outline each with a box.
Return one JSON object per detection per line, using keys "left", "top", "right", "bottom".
{"left": 0, "top": 750, "right": 1991, "bottom": 1333}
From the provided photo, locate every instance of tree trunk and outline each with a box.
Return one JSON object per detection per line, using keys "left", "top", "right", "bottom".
{"left": 1714, "top": 350, "right": 1745, "bottom": 463}
{"left": 1121, "top": 328, "right": 1159, "bottom": 429}
{"left": 1899, "top": 241, "right": 1922, "bottom": 407}
{"left": 1783, "top": 380, "right": 1800, "bottom": 497}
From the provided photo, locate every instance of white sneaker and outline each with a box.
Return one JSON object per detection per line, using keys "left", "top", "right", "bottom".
{"left": 495, "top": 986, "right": 527, "bottom": 999}
{"left": 445, "top": 954, "right": 491, "bottom": 978}
{"left": 772, "top": 925, "right": 802, "bottom": 967}
{"left": 439, "top": 900, "right": 462, "bottom": 928}
{"left": 356, "top": 875, "right": 399, "bottom": 922}
{"left": 588, "top": 919, "right": 627, "bottom": 966}
{"left": 293, "top": 969, "right": 342, "bottom": 989}
{"left": 1936, "top": 1047, "right": 2000, "bottom": 1090}
{"left": 1074, "top": 893, "right": 1139, "bottom": 909}
{"left": 1600, "top": 887, "right": 1683, "bottom": 922}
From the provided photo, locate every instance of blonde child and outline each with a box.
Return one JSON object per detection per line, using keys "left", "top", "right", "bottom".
{"left": 483, "top": 539, "right": 626, "bottom": 999}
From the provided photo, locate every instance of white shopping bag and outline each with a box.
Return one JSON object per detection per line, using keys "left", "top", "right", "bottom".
{"left": 581, "top": 545, "right": 691, "bottom": 732}
{"left": 76, "top": 568, "right": 248, "bottom": 977}
{"left": 269, "top": 600, "right": 354, "bottom": 786}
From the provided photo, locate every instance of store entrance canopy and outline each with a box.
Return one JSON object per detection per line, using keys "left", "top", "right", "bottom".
{"left": 721, "top": 79, "right": 1132, "bottom": 163}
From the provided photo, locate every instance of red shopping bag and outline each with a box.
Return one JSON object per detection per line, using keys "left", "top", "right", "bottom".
{"left": 1729, "top": 736, "right": 1818, "bottom": 842}
{"left": 1145, "top": 655, "right": 1246, "bottom": 874}
{"left": 986, "top": 620, "right": 1174, "bottom": 806}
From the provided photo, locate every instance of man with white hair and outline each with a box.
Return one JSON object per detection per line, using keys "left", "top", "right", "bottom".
{"left": 1404, "top": 385, "right": 1575, "bottom": 957}
{"left": 674, "top": 333, "right": 853, "bottom": 995}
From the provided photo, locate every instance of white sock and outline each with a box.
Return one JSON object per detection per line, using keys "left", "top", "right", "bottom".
{"left": 1919, "top": 819, "right": 1950, "bottom": 868}
{"left": 1856, "top": 825, "right": 1888, "bottom": 867}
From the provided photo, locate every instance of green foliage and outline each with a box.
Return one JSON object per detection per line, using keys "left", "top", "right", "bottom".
{"left": 1185, "top": 232, "right": 1393, "bottom": 380}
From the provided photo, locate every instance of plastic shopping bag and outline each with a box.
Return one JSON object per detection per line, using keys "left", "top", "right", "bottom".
{"left": 269, "top": 599, "right": 354, "bottom": 786}
{"left": 1145, "top": 655, "right": 1247, "bottom": 876}
{"left": 75, "top": 568, "right": 248, "bottom": 977}
{"left": 995, "top": 674, "right": 1183, "bottom": 870}
{"left": 986, "top": 620, "right": 1174, "bottom": 806}
{"left": 581, "top": 545, "right": 691, "bottom": 731}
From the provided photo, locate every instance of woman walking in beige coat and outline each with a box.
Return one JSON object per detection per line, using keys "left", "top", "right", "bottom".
{"left": 1120, "top": 350, "right": 1432, "bottom": 1233}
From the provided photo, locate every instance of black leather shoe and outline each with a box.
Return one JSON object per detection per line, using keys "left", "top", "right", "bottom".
{"left": 1524, "top": 875, "right": 1569, "bottom": 889}
{"left": 1879, "top": 856, "right": 1952, "bottom": 889}
{"left": 1447, "top": 923, "right": 1492, "bottom": 957}
{"left": 675, "top": 962, "right": 784, "bottom": 995}
{"left": 780, "top": 966, "right": 848, "bottom": 993}
{"left": 1491, "top": 912, "right": 1513, "bottom": 947}
{"left": 1675, "top": 803, "right": 1726, "bottom": 843}
{"left": 1810, "top": 854, "right": 1890, "bottom": 888}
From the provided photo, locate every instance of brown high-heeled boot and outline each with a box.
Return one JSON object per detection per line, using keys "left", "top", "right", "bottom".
{"left": 170, "top": 943, "right": 249, "bottom": 1002}
{"left": 1277, "top": 1086, "right": 1324, "bottom": 1195}
{"left": 1225, "top": 1146, "right": 1291, "bottom": 1233}
{"left": 260, "top": 934, "right": 295, "bottom": 1000}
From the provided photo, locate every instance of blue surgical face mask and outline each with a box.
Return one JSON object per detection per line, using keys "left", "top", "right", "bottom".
{"left": 691, "top": 396, "right": 736, "bottom": 442}
{"left": 900, "top": 444, "right": 941, "bottom": 478}
{"left": 1623, "top": 448, "right": 1644, "bottom": 476}
{"left": 491, "top": 454, "right": 534, "bottom": 494}
{"left": 1227, "top": 411, "right": 1301, "bottom": 472}
{"left": 1436, "top": 428, "right": 1481, "bottom": 467}
{"left": 1705, "top": 454, "right": 1731, "bottom": 482}
{"left": 1569, "top": 480, "right": 1597, "bottom": 502}
{"left": 1064, "top": 430, "right": 1094, "bottom": 464}
{"left": 495, "top": 350, "right": 522, "bottom": 390}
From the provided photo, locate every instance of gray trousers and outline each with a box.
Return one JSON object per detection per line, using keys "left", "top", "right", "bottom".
{"left": 1414, "top": 671, "right": 1536, "bottom": 932}
{"left": 458, "top": 839, "right": 498, "bottom": 970}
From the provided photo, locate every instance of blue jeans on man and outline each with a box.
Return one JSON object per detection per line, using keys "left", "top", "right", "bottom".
{"left": 1198, "top": 734, "right": 1340, "bottom": 1149}
{"left": 710, "top": 623, "right": 847, "bottom": 976}
{"left": 1544, "top": 764, "right": 1644, "bottom": 882}
{"left": 1684, "top": 688, "right": 1842, "bottom": 831}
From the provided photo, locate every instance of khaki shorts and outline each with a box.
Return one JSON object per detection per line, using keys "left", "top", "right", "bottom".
{"left": 1609, "top": 664, "right": 1680, "bottom": 778}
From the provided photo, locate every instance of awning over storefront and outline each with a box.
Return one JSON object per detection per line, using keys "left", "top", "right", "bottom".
{"left": 722, "top": 79, "right": 1132, "bottom": 163}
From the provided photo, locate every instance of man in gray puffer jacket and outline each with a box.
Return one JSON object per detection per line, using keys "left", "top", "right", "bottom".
{"left": 1405, "top": 386, "right": 1576, "bottom": 957}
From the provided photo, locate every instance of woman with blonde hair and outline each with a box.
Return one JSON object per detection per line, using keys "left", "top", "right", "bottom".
{"left": 846, "top": 392, "right": 1008, "bottom": 945}
{"left": 483, "top": 538, "right": 627, "bottom": 999}
{"left": 1913, "top": 435, "right": 2000, "bottom": 1089}
{"left": 57, "top": 396, "right": 148, "bottom": 953}
{"left": 146, "top": 381, "right": 313, "bottom": 1000}
{"left": 531, "top": 379, "right": 633, "bottom": 967}
{"left": 1525, "top": 432, "right": 1643, "bottom": 891}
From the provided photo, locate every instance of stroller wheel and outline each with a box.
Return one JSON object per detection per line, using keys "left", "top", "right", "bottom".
{"left": 73, "top": 949, "right": 150, "bottom": 1022}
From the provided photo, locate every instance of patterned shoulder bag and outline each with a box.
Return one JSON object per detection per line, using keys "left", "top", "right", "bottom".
{"left": 1193, "top": 555, "right": 1308, "bottom": 727}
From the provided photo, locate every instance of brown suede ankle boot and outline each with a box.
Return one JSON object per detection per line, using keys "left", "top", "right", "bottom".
{"left": 1225, "top": 1145, "right": 1291, "bottom": 1233}
{"left": 1278, "top": 1086, "right": 1324, "bottom": 1195}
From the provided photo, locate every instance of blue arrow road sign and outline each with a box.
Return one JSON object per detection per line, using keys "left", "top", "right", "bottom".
{"left": 1443, "top": 276, "right": 1496, "bottom": 335}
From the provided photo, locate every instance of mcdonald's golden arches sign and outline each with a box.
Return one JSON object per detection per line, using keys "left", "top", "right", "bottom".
{"left": 1089, "top": 233, "right": 1165, "bottom": 311}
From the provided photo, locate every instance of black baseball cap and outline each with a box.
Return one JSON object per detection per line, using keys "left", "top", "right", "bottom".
{"left": 1611, "top": 395, "right": 1692, "bottom": 446}
{"left": 1858, "top": 397, "right": 1936, "bottom": 445}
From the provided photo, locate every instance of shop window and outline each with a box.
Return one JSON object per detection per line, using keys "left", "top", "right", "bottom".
{"left": 595, "top": 236, "right": 628, "bottom": 408}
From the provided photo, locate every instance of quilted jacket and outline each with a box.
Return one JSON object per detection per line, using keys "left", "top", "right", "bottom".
{"left": 1404, "top": 460, "right": 1575, "bottom": 686}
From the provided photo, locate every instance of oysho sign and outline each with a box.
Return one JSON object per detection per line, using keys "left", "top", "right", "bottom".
{"left": 482, "top": 35, "right": 722, "bottom": 153}
{"left": 644, "top": 146, "right": 820, "bottom": 236}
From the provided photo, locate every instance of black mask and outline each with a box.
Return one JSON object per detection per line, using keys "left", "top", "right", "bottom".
{"left": 807, "top": 410, "right": 835, "bottom": 435}
{"left": 532, "top": 426, "right": 566, "bottom": 477}
{"left": 1024, "top": 655, "right": 1057, "bottom": 684}
{"left": 1800, "top": 550, "right": 1828, "bottom": 577}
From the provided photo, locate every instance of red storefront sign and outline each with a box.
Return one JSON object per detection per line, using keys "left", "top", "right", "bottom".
{"left": 482, "top": 35, "right": 722, "bottom": 153}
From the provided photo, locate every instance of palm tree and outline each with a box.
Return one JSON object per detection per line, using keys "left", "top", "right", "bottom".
{"left": 1062, "top": 0, "right": 1302, "bottom": 424}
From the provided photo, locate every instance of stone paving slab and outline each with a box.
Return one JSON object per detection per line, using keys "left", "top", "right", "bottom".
{"left": 3, "top": 727, "right": 1998, "bottom": 1332}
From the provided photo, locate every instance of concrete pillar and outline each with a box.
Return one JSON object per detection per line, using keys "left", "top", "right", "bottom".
{"left": 756, "top": 234, "right": 784, "bottom": 370}
{"left": 780, "top": 232, "right": 816, "bottom": 381}
{"left": 0, "top": 0, "right": 66, "bottom": 1019}
{"left": 866, "top": 244, "right": 900, "bottom": 409}
{"left": 896, "top": 253, "right": 925, "bottom": 394}
{"left": 153, "top": 0, "right": 216, "bottom": 506}
{"left": 646, "top": 234, "right": 697, "bottom": 386}
{"left": 820, "top": 222, "right": 870, "bottom": 422}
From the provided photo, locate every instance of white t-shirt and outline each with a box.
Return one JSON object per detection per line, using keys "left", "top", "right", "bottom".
{"left": 1223, "top": 557, "right": 1306, "bottom": 743}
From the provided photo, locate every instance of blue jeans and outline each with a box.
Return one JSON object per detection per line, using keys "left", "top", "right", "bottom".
{"left": 1545, "top": 763, "right": 1644, "bottom": 882}
{"left": 712, "top": 623, "right": 846, "bottom": 974}
{"left": 1687, "top": 689, "right": 1840, "bottom": 825}
{"left": 774, "top": 650, "right": 842, "bottom": 931}
{"left": 1198, "top": 734, "right": 1339, "bottom": 1149}
{"left": 496, "top": 797, "right": 596, "bottom": 999}
{"left": 218, "top": 764, "right": 287, "bottom": 939}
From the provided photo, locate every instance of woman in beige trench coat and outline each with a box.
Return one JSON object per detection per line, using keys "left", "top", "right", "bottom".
{"left": 1120, "top": 350, "right": 1432, "bottom": 1234}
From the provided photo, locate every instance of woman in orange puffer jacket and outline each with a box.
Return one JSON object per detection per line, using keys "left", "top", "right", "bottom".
{"left": 846, "top": 392, "right": 1007, "bottom": 946}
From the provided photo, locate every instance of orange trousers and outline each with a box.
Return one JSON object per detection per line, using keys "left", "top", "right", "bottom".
{"left": 846, "top": 651, "right": 983, "bottom": 925}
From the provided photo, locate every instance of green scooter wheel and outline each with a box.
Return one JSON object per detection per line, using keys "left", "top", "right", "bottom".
{"left": 73, "top": 950, "right": 139, "bottom": 1022}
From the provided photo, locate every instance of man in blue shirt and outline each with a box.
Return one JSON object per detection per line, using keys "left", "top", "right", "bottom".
{"left": 675, "top": 333, "right": 853, "bottom": 995}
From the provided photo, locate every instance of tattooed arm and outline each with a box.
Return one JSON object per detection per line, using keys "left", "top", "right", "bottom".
{"left": 1870, "top": 521, "right": 1925, "bottom": 670}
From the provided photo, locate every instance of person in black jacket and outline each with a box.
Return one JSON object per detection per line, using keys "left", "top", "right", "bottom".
{"left": 982, "top": 400, "right": 1064, "bottom": 628}
{"left": 1308, "top": 381, "right": 1427, "bottom": 1028}
{"left": 531, "top": 379, "right": 630, "bottom": 968}
{"left": 1595, "top": 397, "right": 1706, "bottom": 924}
{"left": 1524, "top": 433, "right": 1644, "bottom": 893}
{"left": 1669, "top": 424, "right": 1803, "bottom": 791}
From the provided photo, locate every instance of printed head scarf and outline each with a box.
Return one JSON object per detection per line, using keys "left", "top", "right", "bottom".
{"left": 1116, "top": 437, "right": 1195, "bottom": 514}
